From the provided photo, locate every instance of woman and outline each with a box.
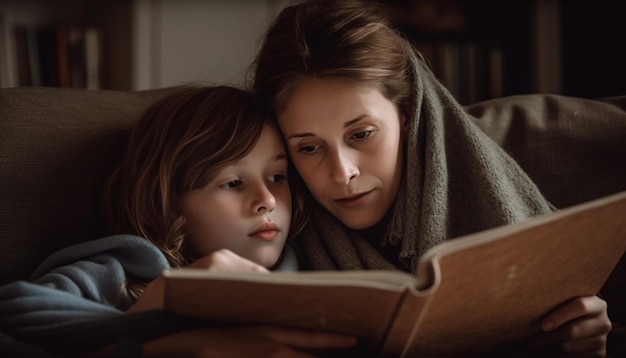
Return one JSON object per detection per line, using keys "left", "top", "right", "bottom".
{"left": 252, "top": 0, "right": 610, "bottom": 356}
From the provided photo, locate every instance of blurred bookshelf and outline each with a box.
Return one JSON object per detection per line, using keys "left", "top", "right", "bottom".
{"left": 384, "top": 0, "right": 626, "bottom": 104}
{"left": 0, "top": 0, "right": 130, "bottom": 90}
{"left": 0, "top": 0, "right": 293, "bottom": 91}
{"left": 1, "top": 0, "right": 624, "bottom": 98}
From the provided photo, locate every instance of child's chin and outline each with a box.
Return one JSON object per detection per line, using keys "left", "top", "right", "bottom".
{"left": 256, "top": 253, "right": 282, "bottom": 270}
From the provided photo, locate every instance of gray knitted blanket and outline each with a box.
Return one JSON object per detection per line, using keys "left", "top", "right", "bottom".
{"left": 293, "top": 53, "right": 554, "bottom": 273}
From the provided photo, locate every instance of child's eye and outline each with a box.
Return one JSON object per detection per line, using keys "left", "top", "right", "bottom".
{"left": 221, "top": 180, "right": 242, "bottom": 190}
{"left": 298, "top": 144, "right": 320, "bottom": 155}
{"left": 351, "top": 130, "right": 374, "bottom": 141}
{"left": 269, "top": 174, "right": 288, "bottom": 184}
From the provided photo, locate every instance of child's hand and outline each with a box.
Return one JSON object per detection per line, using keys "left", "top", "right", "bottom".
{"left": 191, "top": 248, "right": 269, "bottom": 273}
{"left": 126, "top": 249, "right": 267, "bottom": 313}
{"left": 533, "top": 295, "right": 611, "bottom": 356}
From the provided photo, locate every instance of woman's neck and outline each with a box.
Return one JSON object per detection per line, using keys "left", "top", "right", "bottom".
{"left": 355, "top": 207, "right": 404, "bottom": 270}
{"left": 355, "top": 207, "right": 394, "bottom": 243}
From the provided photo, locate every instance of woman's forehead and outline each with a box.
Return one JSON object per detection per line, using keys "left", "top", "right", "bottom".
{"left": 277, "top": 78, "right": 400, "bottom": 134}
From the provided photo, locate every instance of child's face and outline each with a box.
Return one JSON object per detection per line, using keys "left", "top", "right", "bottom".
{"left": 180, "top": 123, "right": 292, "bottom": 268}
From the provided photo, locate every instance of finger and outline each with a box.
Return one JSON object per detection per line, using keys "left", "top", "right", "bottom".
{"left": 561, "top": 335, "right": 607, "bottom": 357}
{"left": 535, "top": 315, "right": 611, "bottom": 347}
{"left": 541, "top": 296, "right": 607, "bottom": 332}
{"left": 192, "top": 249, "right": 269, "bottom": 273}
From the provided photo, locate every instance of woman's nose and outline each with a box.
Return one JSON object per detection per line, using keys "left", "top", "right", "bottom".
{"left": 329, "top": 148, "right": 359, "bottom": 185}
{"left": 253, "top": 184, "right": 277, "bottom": 213}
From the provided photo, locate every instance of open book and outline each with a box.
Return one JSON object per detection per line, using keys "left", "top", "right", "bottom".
{"left": 163, "top": 191, "right": 626, "bottom": 357}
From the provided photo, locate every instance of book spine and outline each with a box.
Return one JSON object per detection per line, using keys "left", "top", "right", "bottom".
{"left": 13, "top": 26, "right": 31, "bottom": 86}
{"left": 0, "top": 11, "right": 17, "bottom": 87}
{"left": 37, "top": 27, "right": 58, "bottom": 87}
{"left": 56, "top": 25, "right": 70, "bottom": 88}
{"left": 379, "top": 289, "right": 432, "bottom": 357}
{"left": 26, "top": 26, "right": 40, "bottom": 86}
{"left": 84, "top": 27, "right": 101, "bottom": 90}
{"left": 68, "top": 27, "right": 86, "bottom": 88}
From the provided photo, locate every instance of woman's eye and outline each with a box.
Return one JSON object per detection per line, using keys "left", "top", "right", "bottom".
{"left": 221, "top": 180, "right": 241, "bottom": 189}
{"left": 297, "top": 144, "right": 319, "bottom": 155}
{"left": 269, "top": 174, "right": 288, "bottom": 183}
{"left": 352, "top": 130, "right": 374, "bottom": 141}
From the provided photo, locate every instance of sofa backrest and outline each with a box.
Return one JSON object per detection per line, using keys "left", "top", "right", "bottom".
{"left": 0, "top": 87, "right": 176, "bottom": 284}
{"left": 1, "top": 87, "right": 625, "bottom": 285}
{"left": 467, "top": 94, "right": 626, "bottom": 209}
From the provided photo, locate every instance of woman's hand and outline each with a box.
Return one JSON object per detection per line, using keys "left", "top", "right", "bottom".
{"left": 533, "top": 295, "right": 611, "bottom": 356}
{"left": 142, "top": 325, "right": 358, "bottom": 358}
{"left": 127, "top": 249, "right": 268, "bottom": 313}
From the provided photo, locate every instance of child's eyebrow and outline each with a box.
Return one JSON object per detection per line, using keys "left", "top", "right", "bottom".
{"left": 274, "top": 154, "right": 288, "bottom": 161}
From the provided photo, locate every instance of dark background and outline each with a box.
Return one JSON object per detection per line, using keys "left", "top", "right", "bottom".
{"left": 384, "top": 0, "right": 625, "bottom": 101}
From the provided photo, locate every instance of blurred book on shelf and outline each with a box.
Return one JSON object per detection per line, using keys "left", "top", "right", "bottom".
{"left": 0, "top": 13, "right": 102, "bottom": 90}
{"left": 423, "top": 41, "right": 503, "bottom": 105}
{"left": 0, "top": 11, "right": 16, "bottom": 87}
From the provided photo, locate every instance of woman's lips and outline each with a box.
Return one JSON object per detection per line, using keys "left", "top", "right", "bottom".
{"left": 334, "top": 191, "right": 372, "bottom": 208}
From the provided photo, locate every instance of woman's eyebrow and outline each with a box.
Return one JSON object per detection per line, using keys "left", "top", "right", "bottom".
{"left": 287, "top": 132, "right": 313, "bottom": 140}
{"left": 287, "top": 115, "right": 367, "bottom": 140}
{"left": 344, "top": 115, "right": 366, "bottom": 128}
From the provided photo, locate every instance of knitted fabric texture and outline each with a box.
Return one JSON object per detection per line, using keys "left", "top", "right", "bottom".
{"left": 293, "top": 53, "right": 554, "bottom": 273}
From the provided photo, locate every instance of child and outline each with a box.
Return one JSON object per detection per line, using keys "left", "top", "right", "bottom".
{"left": 105, "top": 86, "right": 310, "bottom": 310}
{"left": 100, "top": 85, "right": 307, "bottom": 310}
{"left": 2, "top": 85, "right": 306, "bottom": 313}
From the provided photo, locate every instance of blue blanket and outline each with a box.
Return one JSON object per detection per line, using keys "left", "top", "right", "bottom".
{"left": 1, "top": 235, "right": 169, "bottom": 338}
{"left": 0, "top": 234, "right": 299, "bottom": 356}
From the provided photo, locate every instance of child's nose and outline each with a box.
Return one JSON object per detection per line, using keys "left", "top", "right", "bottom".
{"left": 254, "top": 184, "right": 277, "bottom": 213}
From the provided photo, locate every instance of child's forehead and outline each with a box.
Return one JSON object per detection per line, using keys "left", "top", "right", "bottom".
{"left": 243, "top": 126, "right": 287, "bottom": 164}
{"left": 222, "top": 135, "right": 285, "bottom": 172}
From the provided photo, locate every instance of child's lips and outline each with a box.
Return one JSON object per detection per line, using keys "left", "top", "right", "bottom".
{"left": 249, "top": 222, "right": 280, "bottom": 241}
{"left": 250, "top": 229, "right": 280, "bottom": 241}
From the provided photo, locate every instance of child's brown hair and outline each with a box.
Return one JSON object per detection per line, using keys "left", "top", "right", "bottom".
{"left": 102, "top": 86, "right": 308, "bottom": 306}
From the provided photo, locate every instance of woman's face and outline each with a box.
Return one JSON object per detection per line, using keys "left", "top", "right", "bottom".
{"left": 278, "top": 78, "right": 404, "bottom": 230}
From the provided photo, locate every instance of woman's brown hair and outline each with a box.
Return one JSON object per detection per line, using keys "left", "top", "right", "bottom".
{"left": 252, "top": 0, "right": 416, "bottom": 119}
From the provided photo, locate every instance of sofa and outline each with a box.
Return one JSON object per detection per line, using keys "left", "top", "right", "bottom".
{"left": 1, "top": 87, "right": 625, "bottom": 354}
